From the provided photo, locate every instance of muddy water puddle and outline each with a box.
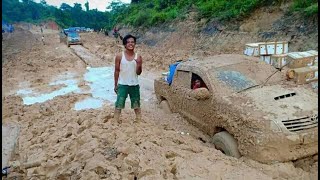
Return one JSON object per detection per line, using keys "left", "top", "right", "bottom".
{"left": 16, "top": 66, "right": 154, "bottom": 110}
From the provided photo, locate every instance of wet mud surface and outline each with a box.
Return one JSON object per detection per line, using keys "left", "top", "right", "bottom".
{"left": 1, "top": 24, "right": 318, "bottom": 179}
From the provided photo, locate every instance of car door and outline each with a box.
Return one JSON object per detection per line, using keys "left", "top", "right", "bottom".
{"left": 170, "top": 70, "right": 191, "bottom": 112}
{"left": 180, "top": 72, "right": 214, "bottom": 134}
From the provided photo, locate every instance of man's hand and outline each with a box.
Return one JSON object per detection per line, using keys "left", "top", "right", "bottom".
{"left": 114, "top": 85, "right": 118, "bottom": 94}
{"left": 135, "top": 56, "right": 142, "bottom": 75}
{"left": 135, "top": 59, "right": 142, "bottom": 67}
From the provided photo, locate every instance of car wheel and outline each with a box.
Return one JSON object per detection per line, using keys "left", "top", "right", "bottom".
{"left": 67, "top": 43, "right": 70, "bottom": 47}
{"left": 160, "top": 100, "right": 171, "bottom": 113}
{"left": 211, "top": 131, "right": 241, "bottom": 158}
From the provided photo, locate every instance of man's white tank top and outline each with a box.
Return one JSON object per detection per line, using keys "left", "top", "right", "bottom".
{"left": 118, "top": 52, "right": 139, "bottom": 86}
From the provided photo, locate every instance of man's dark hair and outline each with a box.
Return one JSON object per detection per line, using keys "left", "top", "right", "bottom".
{"left": 122, "top": 34, "right": 136, "bottom": 45}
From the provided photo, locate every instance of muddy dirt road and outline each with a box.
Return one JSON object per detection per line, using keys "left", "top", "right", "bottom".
{"left": 2, "top": 26, "right": 318, "bottom": 179}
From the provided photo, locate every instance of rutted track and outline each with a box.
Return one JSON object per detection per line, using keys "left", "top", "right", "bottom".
{"left": 70, "top": 45, "right": 107, "bottom": 67}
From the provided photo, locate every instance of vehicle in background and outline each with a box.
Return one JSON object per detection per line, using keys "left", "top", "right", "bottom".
{"left": 65, "top": 27, "right": 92, "bottom": 33}
{"left": 80, "top": 27, "right": 86, "bottom": 32}
{"left": 59, "top": 30, "right": 82, "bottom": 47}
{"left": 68, "top": 27, "right": 76, "bottom": 32}
{"left": 2, "top": 21, "right": 14, "bottom": 33}
{"left": 66, "top": 31, "right": 82, "bottom": 47}
{"left": 86, "top": 28, "right": 93, "bottom": 32}
{"left": 62, "top": 28, "right": 71, "bottom": 35}
{"left": 74, "top": 27, "right": 81, "bottom": 32}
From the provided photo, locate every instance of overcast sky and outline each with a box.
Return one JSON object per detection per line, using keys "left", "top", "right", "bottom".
{"left": 34, "top": 0, "right": 131, "bottom": 12}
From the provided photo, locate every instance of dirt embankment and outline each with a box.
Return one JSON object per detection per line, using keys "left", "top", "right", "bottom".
{"left": 113, "top": 4, "right": 317, "bottom": 72}
{"left": 2, "top": 14, "right": 318, "bottom": 180}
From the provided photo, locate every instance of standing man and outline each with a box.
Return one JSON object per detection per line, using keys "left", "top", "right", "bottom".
{"left": 113, "top": 27, "right": 120, "bottom": 43}
{"left": 114, "top": 34, "right": 142, "bottom": 123}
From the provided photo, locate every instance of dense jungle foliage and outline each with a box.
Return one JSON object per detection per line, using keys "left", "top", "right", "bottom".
{"left": 2, "top": 0, "right": 318, "bottom": 30}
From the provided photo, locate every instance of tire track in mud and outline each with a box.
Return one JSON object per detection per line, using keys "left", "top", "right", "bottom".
{"left": 70, "top": 45, "right": 109, "bottom": 67}
{"left": 69, "top": 45, "right": 89, "bottom": 66}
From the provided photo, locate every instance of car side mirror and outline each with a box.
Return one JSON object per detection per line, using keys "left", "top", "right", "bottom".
{"left": 191, "top": 88, "right": 210, "bottom": 100}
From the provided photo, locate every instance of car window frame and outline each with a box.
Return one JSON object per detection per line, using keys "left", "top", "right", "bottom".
{"left": 172, "top": 70, "right": 191, "bottom": 89}
{"left": 191, "top": 72, "right": 209, "bottom": 90}
{"left": 174, "top": 69, "right": 212, "bottom": 93}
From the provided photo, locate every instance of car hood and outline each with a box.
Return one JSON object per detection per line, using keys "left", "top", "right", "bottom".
{"left": 241, "top": 84, "right": 318, "bottom": 123}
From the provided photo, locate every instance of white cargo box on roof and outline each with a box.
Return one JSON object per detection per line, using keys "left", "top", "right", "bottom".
{"left": 306, "top": 50, "right": 318, "bottom": 56}
{"left": 287, "top": 50, "right": 318, "bottom": 68}
{"left": 260, "top": 55, "right": 272, "bottom": 64}
{"left": 260, "top": 53, "right": 288, "bottom": 69}
{"left": 244, "top": 41, "right": 288, "bottom": 57}
{"left": 258, "top": 41, "right": 288, "bottom": 55}
{"left": 288, "top": 51, "right": 318, "bottom": 59}
{"left": 271, "top": 54, "right": 287, "bottom": 69}
{"left": 287, "top": 66, "right": 318, "bottom": 84}
{"left": 307, "top": 50, "right": 318, "bottom": 65}
{"left": 244, "top": 43, "right": 260, "bottom": 56}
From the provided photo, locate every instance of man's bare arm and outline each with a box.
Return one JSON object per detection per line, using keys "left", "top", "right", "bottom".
{"left": 114, "top": 54, "right": 121, "bottom": 93}
{"left": 135, "top": 55, "right": 142, "bottom": 75}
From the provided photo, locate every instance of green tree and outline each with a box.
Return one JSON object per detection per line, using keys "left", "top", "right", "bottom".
{"left": 3, "top": 0, "right": 317, "bottom": 31}
{"left": 73, "top": 3, "right": 82, "bottom": 11}
{"left": 40, "top": 0, "right": 47, "bottom": 6}
{"left": 85, "top": 1, "right": 89, "bottom": 11}
{"left": 60, "top": 3, "right": 72, "bottom": 11}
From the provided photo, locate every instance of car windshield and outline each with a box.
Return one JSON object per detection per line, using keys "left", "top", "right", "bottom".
{"left": 68, "top": 32, "right": 79, "bottom": 38}
{"left": 210, "top": 61, "right": 283, "bottom": 92}
{"left": 215, "top": 70, "right": 257, "bottom": 92}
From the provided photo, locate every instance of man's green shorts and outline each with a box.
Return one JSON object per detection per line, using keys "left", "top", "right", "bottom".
{"left": 115, "top": 84, "right": 140, "bottom": 109}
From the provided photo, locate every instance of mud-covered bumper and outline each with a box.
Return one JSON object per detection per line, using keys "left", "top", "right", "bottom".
{"left": 68, "top": 41, "right": 82, "bottom": 45}
{"left": 241, "top": 129, "right": 318, "bottom": 163}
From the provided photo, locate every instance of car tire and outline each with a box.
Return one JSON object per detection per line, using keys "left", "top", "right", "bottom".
{"left": 160, "top": 100, "right": 171, "bottom": 113}
{"left": 211, "top": 131, "right": 241, "bottom": 158}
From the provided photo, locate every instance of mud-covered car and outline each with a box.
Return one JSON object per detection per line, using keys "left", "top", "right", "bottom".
{"left": 59, "top": 30, "right": 83, "bottom": 47}
{"left": 154, "top": 54, "right": 318, "bottom": 163}
{"left": 66, "top": 31, "right": 83, "bottom": 47}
